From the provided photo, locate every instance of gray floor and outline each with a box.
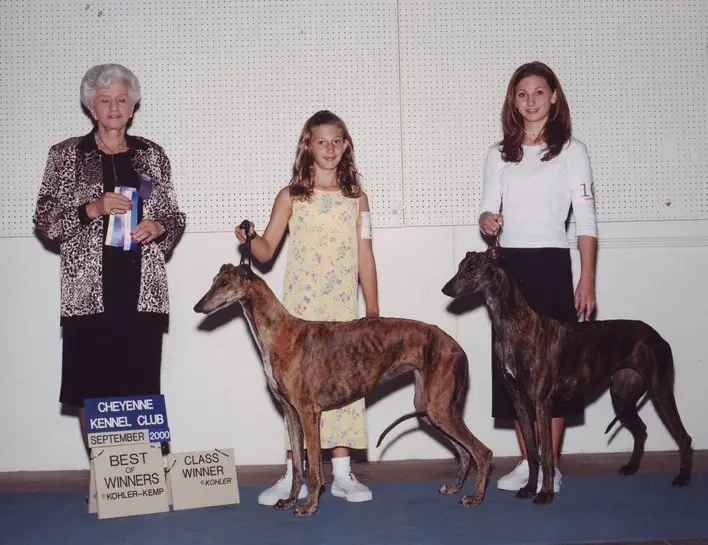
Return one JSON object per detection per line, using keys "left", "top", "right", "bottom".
{"left": 2, "top": 450, "right": 706, "bottom": 545}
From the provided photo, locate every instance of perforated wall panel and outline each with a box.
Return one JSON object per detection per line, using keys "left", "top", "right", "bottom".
{"left": 1, "top": 1, "right": 706, "bottom": 237}
{"left": 399, "top": 0, "right": 708, "bottom": 225}
{"left": 0, "top": 0, "right": 403, "bottom": 237}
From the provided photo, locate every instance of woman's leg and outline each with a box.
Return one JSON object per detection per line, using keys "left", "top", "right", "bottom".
{"left": 78, "top": 407, "right": 94, "bottom": 459}
{"left": 513, "top": 417, "right": 565, "bottom": 467}
{"left": 499, "top": 416, "right": 565, "bottom": 491}
{"left": 551, "top": 417, "right": 565, "bottom": 468}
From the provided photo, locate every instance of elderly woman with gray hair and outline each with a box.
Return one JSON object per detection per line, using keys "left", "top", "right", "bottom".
{"left": 34, "top": 63, "right": 185, "bottom": 444}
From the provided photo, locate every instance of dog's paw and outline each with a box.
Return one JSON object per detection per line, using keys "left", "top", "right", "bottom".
{"left": 533, "top": 491, "right": 554, "bottom": 505}
{"left": 672, "top": 474, "right": 691, "bottom": 487}
{"left": 515, "top": 486, "right": 534, "bottom": 499}
{"left": 275, "top": 498, "right": 297, "bottom": 510}
{"left": 438, "top": 483, "right": 461, "bottom": 495}
{"left": 294, "top": 502, "right": 319, "bottom": 516}
{"left": 459, "top": 494, "right": 484, "bottom": 507}
{"left": 618, "top": 463, "right": 639, "bottom": 476}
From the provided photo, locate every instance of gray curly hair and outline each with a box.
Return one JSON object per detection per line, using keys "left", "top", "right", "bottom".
{"left": 80, "top": 64, "right": 141, "bottom": 109}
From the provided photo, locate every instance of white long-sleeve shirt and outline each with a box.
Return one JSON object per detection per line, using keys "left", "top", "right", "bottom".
{"left": 478, "top": 137, "right": 597, "bottom": 248}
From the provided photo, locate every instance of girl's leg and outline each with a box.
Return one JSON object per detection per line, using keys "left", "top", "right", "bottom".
{"left": 257, "top": 449, "right": 308, "bottom": 506}
{"left": 330, "top": 446, "right": 372, "bottom": 502}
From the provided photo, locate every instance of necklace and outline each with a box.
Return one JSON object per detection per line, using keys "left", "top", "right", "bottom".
{"left": 95, "top": 132, "right": 127, "bottom": 186}
{"left": 95, "top": 131, "right": 127, "bottom": 154}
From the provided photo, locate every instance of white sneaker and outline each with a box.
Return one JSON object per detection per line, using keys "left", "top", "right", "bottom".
{"left": 497, "top": 460, "right": 561, "bottom": 493}
{"left": 537, "top": 467, "right": 562, "bottom": 494}
{"left": 331, "top": 472, "right": 373, "bottom": 503}
{"left": 497, "top": 459, "right": 530, "bottom": 491}
{"left": 257, "top": 474, "right": 308, "bottom": 506}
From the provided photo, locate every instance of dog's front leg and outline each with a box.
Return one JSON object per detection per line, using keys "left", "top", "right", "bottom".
{"left": 534, "top": 400, "right": 554, "bottom": 505}
{"left": 276, "top": 400, "right": 306, "bottom": 511}
{"left": 296, "top": 408, "right": 324, "bottom": 517}
{"left": 509, "top": 389, "right": 538, "bottom": 500}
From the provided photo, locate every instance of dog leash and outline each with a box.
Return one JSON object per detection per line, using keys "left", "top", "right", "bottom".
{"left": 487, "top": 225, "right": 502, "bottom": 259}
{"left": 239, "top": 219, "right": 255, "bottom": 268}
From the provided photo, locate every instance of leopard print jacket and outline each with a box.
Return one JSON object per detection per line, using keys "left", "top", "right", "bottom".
{"left": 34, "top": 132, "right": 186, "bottom": 318}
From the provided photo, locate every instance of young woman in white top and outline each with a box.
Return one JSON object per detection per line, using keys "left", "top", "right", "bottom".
{"left": 478, "top": 61, "right": 598, "bottom": 493}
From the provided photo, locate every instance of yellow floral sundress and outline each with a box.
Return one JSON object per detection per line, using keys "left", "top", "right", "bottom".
{"left": 282, "top": 189, "right": 368, "bottom": 450}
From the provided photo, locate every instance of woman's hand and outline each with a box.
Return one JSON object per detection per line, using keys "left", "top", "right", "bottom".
{"left": 479, "top": 212, "right": 503, "bottom": 236}
{"left": 234, "top": 221, "right": 256, "bottom": 243}
{"left": 86, "top": 192, "right": 133, "bottom": 219}
{"left": 574, "top": 276, "right": 596, "bottom": 321}
{"left": 131, "top": 219, "right": 165, "bottom": 244}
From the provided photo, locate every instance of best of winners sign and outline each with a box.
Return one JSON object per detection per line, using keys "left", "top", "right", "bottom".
{"left": 92, "top": 442, "right": 169, "bottom": 519}
{"left": 84, "top": 395, "right": 171, "bottom": 519}
{"left": 83, "top": 395, "right": 239, "bottom": 519}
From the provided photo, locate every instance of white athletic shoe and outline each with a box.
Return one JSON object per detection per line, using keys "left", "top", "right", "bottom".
{"left": 497, "top": 459, "right": 530, "bottom": 491}
{"left": 497, "top": 460, "right": 562, "bottom": 493}
{"left": 257, "top": 474, "right": 308, "bottom": 506}
{"left": 537, "top": 467, "right": 562, "bottom": 494}
{"left": 330, "top": 472, "right": 373, "bottom": 503}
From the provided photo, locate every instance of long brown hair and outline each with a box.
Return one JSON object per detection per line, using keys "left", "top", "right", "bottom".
{"left": 500, "top": 61, "right": 571, "bottom": 163}
{"left": 289, "top": 110, "right": 361, "bottom": 200}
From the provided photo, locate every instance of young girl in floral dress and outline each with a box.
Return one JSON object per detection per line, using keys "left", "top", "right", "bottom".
{"left": 235, "top": 110, "right": 379, "bottom": 505}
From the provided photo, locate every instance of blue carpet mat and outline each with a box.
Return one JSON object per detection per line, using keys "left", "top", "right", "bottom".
{"left": 2, "top": 473, "right": 707, "bottom": 545}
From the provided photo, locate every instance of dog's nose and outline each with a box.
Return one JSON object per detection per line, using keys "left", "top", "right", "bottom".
{"left": 441, "top": 281, "right": 453, "bottom": 296}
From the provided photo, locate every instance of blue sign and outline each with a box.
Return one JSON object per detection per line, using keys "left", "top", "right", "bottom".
{"left": 84, "top": 395, "right": 171, "bottom": 443}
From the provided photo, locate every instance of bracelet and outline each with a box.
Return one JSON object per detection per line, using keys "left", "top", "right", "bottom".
{"left": 154, "top": 220, "right": 167, "bottom": 240}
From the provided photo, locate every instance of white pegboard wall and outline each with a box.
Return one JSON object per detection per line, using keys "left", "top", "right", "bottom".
{"left": 398, "top": 0, "right": 708, "bottom": 225}
{"left": 1, "top": 1, "right": 707, "bottom": 238}
{"left": 0, "top": 0, "right": 403, "bottom": 237}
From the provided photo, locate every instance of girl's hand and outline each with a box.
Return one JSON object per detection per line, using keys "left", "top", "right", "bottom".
{"left": 479, "top": 212, "right": 503, "bottom": 236}
{"left": 131, "top": 219, "right": 165, "bottom": 244}
{"left": 234, "top": 221, "right": 256, "bottom": 243}
{"left": 86, "top": 192, "right": 132, "bottom": 218}
{"left": 574, "top": 276, "right": 596, "bottom": 321}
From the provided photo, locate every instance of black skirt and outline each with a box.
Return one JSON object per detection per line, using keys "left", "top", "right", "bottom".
{"left": 60, "top": 315, "right": 165, "bottom": 407}
{"left": 491, "top": 247, "right": 584, "bottom": 420}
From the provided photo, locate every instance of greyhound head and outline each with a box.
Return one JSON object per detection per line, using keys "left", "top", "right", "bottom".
{"left": 441, "top": 248, "right": 501, "bottom": 298}
{"left": 193, "top": 264, "right": 254, "bottom": 315}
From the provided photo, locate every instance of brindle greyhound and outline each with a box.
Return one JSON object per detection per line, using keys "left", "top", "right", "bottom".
{"left": 441, "top": 248, "right": 692, "bottom": 505}
{"left": 194, "top": 263, "right": 492, "bottom": 516}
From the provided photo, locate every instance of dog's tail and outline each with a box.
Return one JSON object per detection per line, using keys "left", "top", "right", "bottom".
{"left": 604, "top": 415, "right": 621, "bottom": 435}
{"left": 604, "top": 392, "right": 650, "bottom": 434}
{"left": 375, "top": 411, "right": 426, "bottom": 447}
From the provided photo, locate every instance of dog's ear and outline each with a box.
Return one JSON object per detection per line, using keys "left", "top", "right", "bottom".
{"left": 235, "top": 265, "right": 255, "bottom": 280}
{"left": 219, "top": 263, "right": 233, "bottom": 273}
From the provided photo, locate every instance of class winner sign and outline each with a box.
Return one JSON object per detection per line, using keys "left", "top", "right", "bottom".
{"left": 84, "top": 395, "right": 170, "bottom": 445}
